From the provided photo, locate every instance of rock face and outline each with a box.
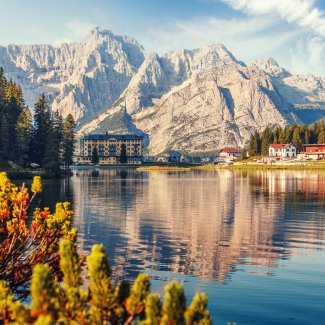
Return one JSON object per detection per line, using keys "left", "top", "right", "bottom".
{"left": 252, "top": 58, "right": 325, "bottom": 124}
{"left": 132, "top": 63, "right": 293, "bottom": 154}
{"left": 77, "top": 43, "right": 298, "bottom": 154}
{"left": 0, "top": 27, "right": 145, "bottom": 123}
{"left": 2, "top": 28, "right": 325, "bottom": 154}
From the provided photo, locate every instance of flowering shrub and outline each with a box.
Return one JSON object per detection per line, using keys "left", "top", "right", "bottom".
{"left": 0, "top": 172, "right": 212, "bottom": 324}
{"left": 0, "top": 172, "right": 76, "bottom": 299}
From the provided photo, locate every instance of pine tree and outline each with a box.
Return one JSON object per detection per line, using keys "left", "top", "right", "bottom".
{"left": 272, "top": 127, "right": 281, "bottom": 144}
{"left": 1, "top": 81, "right": 23, "bottom": 161}
{"left": 318, "top": 129, "right": 325, "bottom": 144}
{"left": 16, "top": 106, "right": 32, "bottom": 166}
{"left": 30, "top": 264, "right": 61, "bottom": 320}
{"left": 283, "top": 126, "right": 292, "bottom": 143}
{"left": 120, "top": 143, "right": 128, "bottom": 163}
{"left": 91, "top": 147, "right": 99, "bottom": 164}
{"left": 299, "top": 124, "right": 310, "bottom": 145}
{"left": 43, "top": 111, "right": 63, "bottom": 176}
{"left": 62, "top": 114, "right": 76, "bottom": 170}
{"left": 184, "top": 293, "right": 212, "bottom": 324}
{"left": 32, "top": 94, "right": 52, "bottom": 166}
{"left": 59, "top": 240, "right": 88, "bottom": 323}
{"left": 141, "top": 294, "right": 162, "bottom": 325}
{"left": 0, "top": 113, "right": 10, "bottom": 159}
{"left": 87, "top": 244, "right": 121, "bottom": 323}
{"left": 261, "top": 126, "right": 271, "bottom": 155}
{"left": 292, "top": 127, "right": 302, "bottom": 149}
{"left": 0, "top": 67, "right": 6, "bottom": 159}
{"left": 161, "top": 283, "right": 186, "bottom": 324}
{"left": 248, "top": 131, "right": 261, "bottom": 156}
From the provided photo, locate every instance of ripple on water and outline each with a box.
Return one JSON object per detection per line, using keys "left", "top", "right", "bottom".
{"left": 41, "top": 169, "right": 325, "bottom": 324}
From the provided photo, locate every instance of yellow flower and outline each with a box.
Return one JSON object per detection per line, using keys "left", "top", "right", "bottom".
{"left": 31, "top": 176, "right": 42, "bottom": 193}
{"left": 0, "top": 172, "right": 9, "bottom": 189}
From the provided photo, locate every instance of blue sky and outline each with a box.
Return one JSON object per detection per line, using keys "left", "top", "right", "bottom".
{"left": 0, "top": 0, "right": 325, "bottom": 76}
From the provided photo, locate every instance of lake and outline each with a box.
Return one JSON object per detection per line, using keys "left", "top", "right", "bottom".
{"left": 40, "top": 169, "right": 325, "bottom": 324}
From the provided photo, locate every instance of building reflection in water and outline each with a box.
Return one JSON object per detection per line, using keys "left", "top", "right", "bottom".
{"left": 68, "top": 169, "right": 325, "bottom": 283}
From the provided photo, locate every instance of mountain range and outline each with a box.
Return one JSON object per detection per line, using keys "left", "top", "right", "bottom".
{"left": 1, "top": 27, "right": 325, "bottom": 155}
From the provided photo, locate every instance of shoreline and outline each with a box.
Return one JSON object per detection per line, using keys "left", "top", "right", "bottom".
{"left": 2, "top": 169, "right": 73, "bottom": 179}
{"left": 136, "top": 162, "right": 325, "bottom": 172}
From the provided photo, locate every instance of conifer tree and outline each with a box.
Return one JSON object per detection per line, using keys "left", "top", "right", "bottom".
{"left": 91, "top": 146, "right": 99, "bottom": 164}
{"left": 261, "top": 126, "right": 271, "bottom": 155}
{"left": 0, "top": 236, "right": 212, "bottom": 324}
{"left": 292, "top": 127, "right": 302, "bottom": 149}
{"left": 0, "top": 113, "right": 11, "bottom": 159}
{"left": 43, "top": 111, "right": 63, "bottom": 175}
{"left": 140, "top": 294, "right": 162, "bottom": 325}
{"left": 30, "top": 264, "right": 61, "bottom": 320}
{"left": 299, "top": 124, "right": 310, "bottom": 145}
{"left": 318, "top": 129, "right": 325, "bottom": 144}
{"left": 87, "top": 244, "right": 124, "bottom": 323}
{"left": 32, "top": 93, "right": 52, "bottom": 165}
{"left": 2, "top": 83, "right": 23, "bottom": 161}
{"left": 59, "top": 240, "right": 89, "bottom": 323}
{"left": 120, "top": 143, "right": 128, "bottom": 163}
{"left": 62, "top": 114, "right": 76, "bottom": 170}
{"left": 272, "top": 127, "right": 280, "bottom": 144}
{"left": 184, "top": 293, "right": 212, "bottom": 325}
{"left": 161, "top": 282, "right": 186, "bottom": 324}
{"left": 248, "top": 131, "right": 261, "bottom": 156}
{"left": 283, "top": 126, "right": 292, "bottom": 143}
{"left": 16, "top": 106, "right": 32, "bottom": 166}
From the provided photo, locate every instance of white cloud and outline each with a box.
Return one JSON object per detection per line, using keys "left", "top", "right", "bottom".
{"left": 289, "top": 36, "right": 325, "bottom": 75}
{"left": 214, "top": 0, "right": 325, "bottom": 75}
{"left": 143, "top": 15, "right": 297, "bottom": 62}
{"left": 221, "top": 0, "right": 325, "bottom": 36}
{"left": 144, "top": 16, "right": 288, "bottom": 53}
{"left": 139, "top": 13, "right": 325, "bottom": 76}
{"left": 53, "top": 20, "right": 95, "bottom": 46}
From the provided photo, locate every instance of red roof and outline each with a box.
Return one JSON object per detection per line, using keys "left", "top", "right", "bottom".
{"left": 269, "top": 144, "right": 285, "bottom": 149}
{"left": 302, "top": 144, "right": 325, "bottom": 147}
{"left": 220, "top": 148, "right": 241, "bottom": 153}
{"left": 269, "top": 144, "right": 293, "bottom": 149}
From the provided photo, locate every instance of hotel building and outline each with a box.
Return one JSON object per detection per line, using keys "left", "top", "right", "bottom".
{"left": 79, "top": 133, "right": 143, "bottom": 165}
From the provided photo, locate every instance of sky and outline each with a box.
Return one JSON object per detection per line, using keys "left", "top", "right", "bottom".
{"left": 0, "top": 0, "right": 325, "bottom": 76}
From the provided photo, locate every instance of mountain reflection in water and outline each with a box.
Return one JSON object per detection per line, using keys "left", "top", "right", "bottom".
{"left": 39, "top": 169, "right": 325, "bottom": 324}
{"left": 56, "top": 170, "right": 325, "bottom": 281}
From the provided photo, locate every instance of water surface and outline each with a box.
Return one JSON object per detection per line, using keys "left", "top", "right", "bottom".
{"left": 41, "top": 169, "right": 325, "bottom": 324}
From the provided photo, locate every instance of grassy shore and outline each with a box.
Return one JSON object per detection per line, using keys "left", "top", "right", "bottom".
{"left": 137, "top": 161, "right": 325, "bottom": 172}
{"left": 195, "top": 161, "right": 325, "bottom": 171}
{"left": 137, "top": 165, "right": 191, "bottom": 171}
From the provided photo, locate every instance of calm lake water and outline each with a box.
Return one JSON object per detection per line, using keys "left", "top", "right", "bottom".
{"left": 39, "top": 169, "right": 325, "bottom": 324}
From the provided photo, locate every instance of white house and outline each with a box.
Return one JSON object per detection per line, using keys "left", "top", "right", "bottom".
{"left": 219, "top": 148, "right": 241, "bottom": 160}
{"left": 269, "top": 144, "right": 296, "bottom": 158}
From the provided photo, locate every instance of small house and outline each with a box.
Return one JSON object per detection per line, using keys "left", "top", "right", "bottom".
{"left": 301, "top": 144, "right": 325, "bottom": 160}
{"left": 268, "top": 144, "right": 296, "bottom": 158}
{"left": 219, "top": 148, "right": 241, "bottom": 160}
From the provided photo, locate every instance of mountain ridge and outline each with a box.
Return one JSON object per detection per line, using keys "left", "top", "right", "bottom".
{"left": 1, "top": 28, "right": 325, "bottom": 154}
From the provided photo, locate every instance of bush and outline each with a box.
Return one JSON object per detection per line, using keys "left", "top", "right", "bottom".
{"left": 0, "top": 172, "right": 212, "bottom": 324}
{"left": 0, "top": 172, "right": 76, "bottom": 300}
{"left": 0, "top": 240, "right": 212, "bottom": 324}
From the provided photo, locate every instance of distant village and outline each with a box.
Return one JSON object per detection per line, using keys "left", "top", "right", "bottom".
{"left": 75, "top": 132, "right": 325, "bottom": 166}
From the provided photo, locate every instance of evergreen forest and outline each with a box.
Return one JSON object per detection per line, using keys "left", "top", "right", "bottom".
{"left": 0, "top": 67, "right": 76, "bottom": 176}
{"left": 248, "top": 122, "right": 325, "bottom": 156}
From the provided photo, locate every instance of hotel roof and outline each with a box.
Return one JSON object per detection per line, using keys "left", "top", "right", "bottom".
{"left": 83, "top": 134, "right": 143, "bottom": 141}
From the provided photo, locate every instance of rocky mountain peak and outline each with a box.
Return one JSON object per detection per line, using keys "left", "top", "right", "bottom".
{"left": 252, "top": 57, "right": 289, "bottom": 78}
{"left": 2, "top": 28, "right": 325, "bottom": 155}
